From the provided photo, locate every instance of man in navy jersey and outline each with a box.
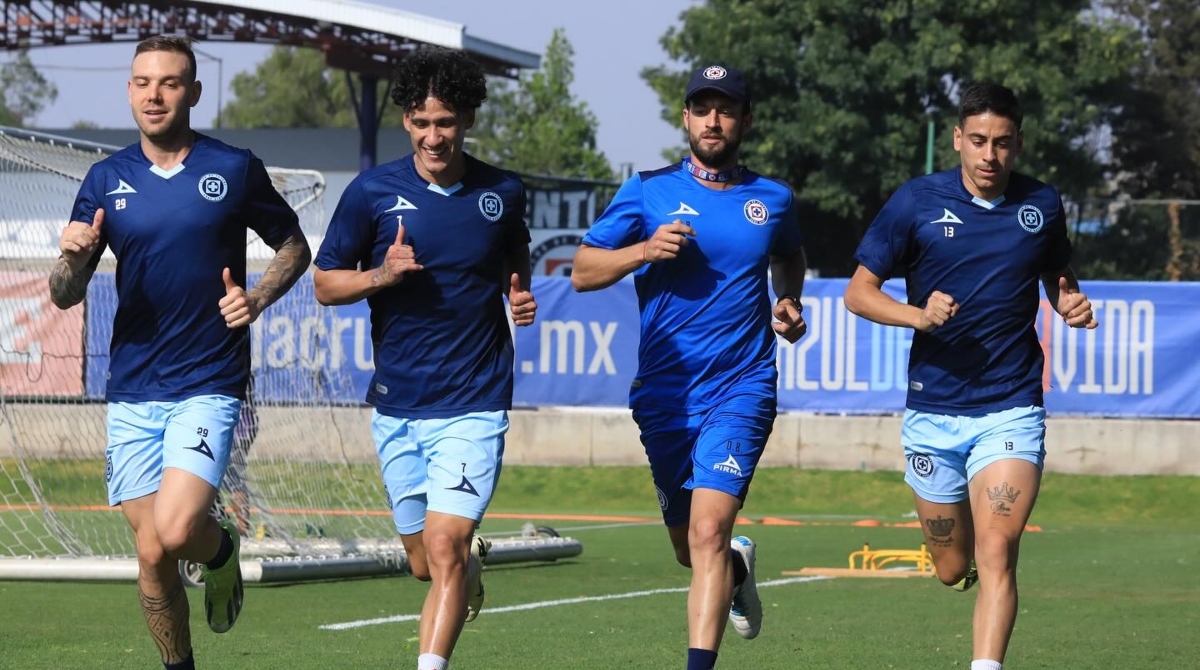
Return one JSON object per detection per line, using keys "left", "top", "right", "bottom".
{"left": 571, "top": 64, "right": 807, "bottom": 670}
{"left": 844, "top": 83, "right": 1097, "bottom": 670}
{"left": 49, "top": 36, "right": 310, "bottom": 669}
{"left": 314, "top": 48, "right": 536, "bottom": 670}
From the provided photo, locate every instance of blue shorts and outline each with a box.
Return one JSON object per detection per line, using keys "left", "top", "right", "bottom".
{"left": 633, "top": 394, "right": 775, "bottom": 527}
{"left": 106, "top": 395, "right": 243, "bottom": 506}
{"left": 902, "top": 405, "right": 1047, "bottom": 504}
{"left": 373, "top": 410, "right": 508, "bottom": 535}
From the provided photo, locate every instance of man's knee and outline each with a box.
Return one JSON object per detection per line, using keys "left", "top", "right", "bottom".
{"left": 153, "top": 514, "right": 205, "bottom": 556}
{"left": 975, "top": 531, "right": 1020, "bottom": 574}
{"left": 688, "top": 514, "right": 730, "bottom": 554}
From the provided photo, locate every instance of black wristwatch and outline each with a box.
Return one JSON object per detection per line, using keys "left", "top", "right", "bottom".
{"left": 776, "top": 294, "right": 801, "bottom": 307}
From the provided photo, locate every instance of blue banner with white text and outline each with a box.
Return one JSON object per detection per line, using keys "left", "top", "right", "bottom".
{"left": 83, "top": 275, "right": 1200, "bottom": 418}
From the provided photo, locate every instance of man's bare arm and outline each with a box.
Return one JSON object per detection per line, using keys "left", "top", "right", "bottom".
{"left": 247, "top": 230, "right": 312, "bottom": 314}
{"left": 49, "top": 258, "right": 97, "bottom": 310}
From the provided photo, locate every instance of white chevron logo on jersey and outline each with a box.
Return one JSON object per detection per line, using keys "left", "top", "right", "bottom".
{"left": 106, "top": 180, "right": 137, "bottom": 195}
{"left": 931, "top": 208, "right": 963, "bottom": 224}
{"left": 668, "top": 202, "right": 699, "bottom": 217}
{"left": 384, "top": 195, "right": 418, "bottom": 212}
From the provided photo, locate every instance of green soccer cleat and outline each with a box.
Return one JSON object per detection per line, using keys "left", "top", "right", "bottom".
{"left": 201, "top": 519, "right": 244, "bottom": 633}
{"left": 950, "top": 560, "right": 978, "bottom": 592}
{"left": 464, "top": 535, "right": 491, "bottom": 623}
{"left": 728, "top": 536, "right": 762, "bottom": 640}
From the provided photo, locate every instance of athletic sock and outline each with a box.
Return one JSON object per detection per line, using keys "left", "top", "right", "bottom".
{"left": 686, "top": 647, "right": 718, "bottom": 670}
{"left": 164, "top": 651, "right": 195, "bottom": 670}
{"left": 970, "top": 660, "right": 1002, "bottom": 670}
{"left": 418, "top": 653, "right": 449, "bottom": 670}
{"left": 730, "top": 546, "right": 748, "bottom": 588}
{"left": 205, "top": 526, "right": 234, "bottom": 570}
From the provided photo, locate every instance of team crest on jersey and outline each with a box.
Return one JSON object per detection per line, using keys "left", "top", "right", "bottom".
{"left": 743, "top": 199, "right": 769, "bottom": 225}
{"left": 478, "top": 191, "right": 504, "bottom": 221}
{"left": 1017, "top": 204, "right": 1044, "bottom": 233}
{"left": 198, "top": 173, "right": 228, "bottom": 202}
{"left": 703, "top": 65, "right": 727, "bottom": 80}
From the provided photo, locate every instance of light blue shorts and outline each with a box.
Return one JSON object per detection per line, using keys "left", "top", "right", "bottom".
{"left": 902, "top": 405, "right": 1047, "bottom": 504}
{"left": 106, "top": 395, "right": 243, "bottom": 506}
{"left": 372, "top": 410, "right": 508, "bottom": 535}
{"left": 633, "top": 394, "right": 775, "bottom": 527}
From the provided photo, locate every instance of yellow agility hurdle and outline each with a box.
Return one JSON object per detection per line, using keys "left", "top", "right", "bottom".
{"left": 783, "top": 542, "right": 935, "bottom": 579}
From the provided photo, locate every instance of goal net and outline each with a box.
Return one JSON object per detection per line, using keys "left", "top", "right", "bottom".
{"left": 0, "top": 127, "right": 579, "bottom": 582}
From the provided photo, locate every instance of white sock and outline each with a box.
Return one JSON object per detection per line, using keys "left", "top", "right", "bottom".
{"left": 970, "top": 660, "right": 1002, "bottom": 670}
{"left": 418, "top": 653, "right": 448, "bottom": 670}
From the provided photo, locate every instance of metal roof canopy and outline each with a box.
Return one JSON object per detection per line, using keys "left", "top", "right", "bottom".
{"left": 1, "top": 0, "right": 541, "bottom": 168}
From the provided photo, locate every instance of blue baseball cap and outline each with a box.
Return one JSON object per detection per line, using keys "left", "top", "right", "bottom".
{"left": 685, "top": 64, "right": 749, "bottom": 105}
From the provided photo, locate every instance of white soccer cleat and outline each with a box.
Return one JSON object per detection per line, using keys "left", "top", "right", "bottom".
{"left": 728, "top": 535, "right": 762, "bottom": 640}
{"left": 464, "top": 535, "right": 491, "bottom": 623}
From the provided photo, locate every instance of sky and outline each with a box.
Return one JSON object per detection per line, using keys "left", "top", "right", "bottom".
{"left": 14, "top": 0, "right": 698, "bottom": 173}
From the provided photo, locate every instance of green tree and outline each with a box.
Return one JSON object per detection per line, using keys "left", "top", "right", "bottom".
{"left": 1104, "top": 0, "right": 1200, "bottom": 200}
{"left": 220, "top": 47, "right": 403, "bottom": 129}
{"left": 473, "top": 29, "right": 614, "bottom": 181}
{"left": 0, "top": 51, "right": 58, "bottom": 127}
{"left": 643, "top": 0, "right": 1138, "bottom": 276}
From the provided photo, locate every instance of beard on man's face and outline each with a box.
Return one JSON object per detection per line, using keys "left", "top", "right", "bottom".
{"left": 689, "top": 130, "right": 741, "bottom": 168}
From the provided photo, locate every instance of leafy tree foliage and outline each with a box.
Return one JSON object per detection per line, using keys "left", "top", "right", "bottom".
{"left": 473, "top": 29, "right": 614, "bottom": 180}
{"left": 0, "top": 51, "right": 58, "bottom": 127}
{"left": 220, "top": 47, "right": 403, "bottom": 129}
{"left": 643, "top": 0, "right": 1137, "bottom": 276}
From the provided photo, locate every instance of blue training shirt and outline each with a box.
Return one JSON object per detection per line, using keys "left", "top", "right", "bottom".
{"left": 315, "top": 154, "right": 530, "bottom": 419}
{"left": 70, "top": 134, "right": 299, "bottom": 402}
{"left": 854, "top": 168, "right": 1072, "bottom": 416}
{"left": 582, "top": 163, "right": 804, "bottom": 413}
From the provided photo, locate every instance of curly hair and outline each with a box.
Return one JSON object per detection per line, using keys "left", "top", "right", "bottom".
{"left": 390, "top": 47, "right": 488, "bottom": 114}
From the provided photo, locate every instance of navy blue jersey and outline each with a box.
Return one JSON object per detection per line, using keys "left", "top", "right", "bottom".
{"left": 315, "top": 154, "right": 530, "bottom": 419}
{"left": 71, "top": 134, "right": 298, "bottom": 402}
{"left": 583, "top": 164, "right": 804, "bottom": 412}
{"left": 854, "top": 168, "right": 1072, "bottom": 415}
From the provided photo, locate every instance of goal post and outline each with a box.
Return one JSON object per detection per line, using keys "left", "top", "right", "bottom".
{"left": 0, "top": 126, "right": 581, "bottom": 582}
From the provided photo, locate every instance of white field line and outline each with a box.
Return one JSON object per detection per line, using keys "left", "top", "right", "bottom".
{"left": 319, "top": 575, "right": 830, "bottom": 631}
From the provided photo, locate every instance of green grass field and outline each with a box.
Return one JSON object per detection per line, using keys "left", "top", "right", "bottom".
{"left": 1, "top": 466, "right": 1198, "bottom": 669}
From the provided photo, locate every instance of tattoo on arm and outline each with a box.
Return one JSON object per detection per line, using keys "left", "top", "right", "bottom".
{"left": 48, "top": 258, "right": 95, "bottom": 309}
{"left": 138, "top": 580, "right": 192, "bottom": 664}
{"left": 247, "top": 232, "right": 312, "bottom": 314}
{"left": 987, "top": 482, "right": 1021, "bottom": 516}
{"left": 924, "top": 514, "right": 956, "bottom": 547}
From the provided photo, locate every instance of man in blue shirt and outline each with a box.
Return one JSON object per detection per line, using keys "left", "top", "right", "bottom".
{"left": 314, "top": 47, "right": 536, "bottom": 670}
{"left": 571, "top": 64, "right": 807, "bottom": 670}
{"left": 844, "top": 83, "right": 1098, "bottom": 670}
{"left": 50, "top": 36, "right": 311, "bottom": 670}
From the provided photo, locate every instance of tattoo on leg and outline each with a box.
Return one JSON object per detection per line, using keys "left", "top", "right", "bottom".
{"left": 139, "top": 580, "right": 192, "bottom": 664}
{"left": 924, "top": 515, "right": 956, "bottom": 547}
{"left": 986, "top": 482, "right": 1021, "bottom": 516}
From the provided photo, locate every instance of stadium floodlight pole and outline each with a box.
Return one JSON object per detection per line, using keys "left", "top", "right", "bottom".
{"left": 193, "top": 46, "right": 224, "bottom": 129}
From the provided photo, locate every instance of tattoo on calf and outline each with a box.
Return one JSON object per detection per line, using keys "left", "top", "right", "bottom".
{"left": 924, "top": 514, "right": 956, "bottom": 547}
{"left": 987, "top": 481, "right": 1021, "bottom": 516}
{"left": 139, "top": 580, "right": 192, "bottom": 664}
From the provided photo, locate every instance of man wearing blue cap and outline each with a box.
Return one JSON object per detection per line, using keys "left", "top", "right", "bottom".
{"left": 571, "top": 64, "right": 808, "bottom": 670}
